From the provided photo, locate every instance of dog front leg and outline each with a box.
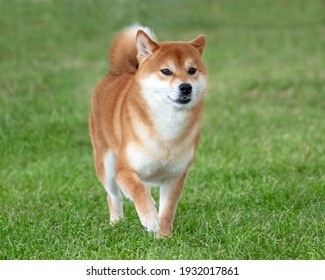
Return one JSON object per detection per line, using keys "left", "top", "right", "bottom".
{"left": 116, "top": 168, "right": 160, "bottom": 233}
{"left": 158, "top": 173, "right": 187, "bottom": 237}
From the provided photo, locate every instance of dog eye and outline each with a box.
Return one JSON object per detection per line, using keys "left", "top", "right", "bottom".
{"left": 188, "top": 67, "right": 197, "bottom": 75}
{"left": 160, "top": 69, "right": 173, "bottom": 76}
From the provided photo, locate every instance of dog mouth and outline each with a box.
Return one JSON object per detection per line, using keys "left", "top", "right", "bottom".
{"left": 168, "top": 96, "right": 192, "bottom": 105}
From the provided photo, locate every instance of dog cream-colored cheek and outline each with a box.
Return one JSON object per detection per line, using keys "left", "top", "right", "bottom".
{"left": 140, "top": 75, "right": 169, "bottom": 93}
{"left": 194, "top": 74, "right": 209, "bottom": 93}
{"left": 140, "top": 75, "right": 172, "bottom": 104}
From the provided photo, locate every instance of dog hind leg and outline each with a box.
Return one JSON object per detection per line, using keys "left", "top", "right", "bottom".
{"left": 103, "top": 149, "right": 124, "bottom": 224}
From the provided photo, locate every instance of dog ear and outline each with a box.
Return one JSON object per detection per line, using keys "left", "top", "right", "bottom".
{"left": 136, "top": 30, "right": 159, "bottom": 65}
{"left": 189, "top": 35, "right": 206, "bottom": 55}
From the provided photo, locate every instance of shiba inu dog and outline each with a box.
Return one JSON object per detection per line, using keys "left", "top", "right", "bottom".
{"left": 89, "top": 24, "right": 208, "bottom": 237}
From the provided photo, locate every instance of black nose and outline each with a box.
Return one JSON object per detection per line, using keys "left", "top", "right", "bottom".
{"left": 179, "top": 83, "right": 192, "bottom": 95}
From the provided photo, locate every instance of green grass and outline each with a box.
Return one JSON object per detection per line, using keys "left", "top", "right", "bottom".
{"left": 1, "top": 0, "right": 324, "bottom": 259}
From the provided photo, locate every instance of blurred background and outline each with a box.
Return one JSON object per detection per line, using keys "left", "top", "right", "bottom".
{"left": 0, "top": 0, "right": 324, "bottom": 259}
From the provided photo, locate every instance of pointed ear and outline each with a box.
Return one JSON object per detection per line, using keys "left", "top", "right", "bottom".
{"left": 189, "top": 35, "right": 206, "bottom": 55}
{"left": 136, "top": 30, "right": 159, "bottom": 65}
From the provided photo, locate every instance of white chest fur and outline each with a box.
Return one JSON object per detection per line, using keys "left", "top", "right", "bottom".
{"left": 126, "top": 141, "right": 194, "bottom": 186}
{"left": 126, "top": 107, "right": 197, "bottom": 185}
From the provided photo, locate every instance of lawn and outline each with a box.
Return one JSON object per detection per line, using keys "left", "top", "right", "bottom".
{"left": 0, "top": 0, "right": 324, "bottom": 259}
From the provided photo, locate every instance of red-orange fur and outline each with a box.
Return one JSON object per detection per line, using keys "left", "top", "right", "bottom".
{"left": 89, "top": 25, "right": 208, "bottom": 237}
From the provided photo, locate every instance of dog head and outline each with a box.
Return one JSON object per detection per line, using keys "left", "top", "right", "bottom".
{"left": 136, "top": 30, "right": 208, "bottom": 110}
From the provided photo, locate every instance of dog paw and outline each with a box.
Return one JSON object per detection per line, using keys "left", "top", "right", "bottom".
{"left": 110, "top": 212, "right": 124, "bottom": 225}
{"left": 141, "top": 213, "right": 160, "bottom": 233}
{"left": 156, "top": 230, "right": 172, "bottom": 239}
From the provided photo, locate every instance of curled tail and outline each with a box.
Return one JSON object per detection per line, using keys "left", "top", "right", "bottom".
{"left": 109, "top": 24, "right": 156, "bottom": 75}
